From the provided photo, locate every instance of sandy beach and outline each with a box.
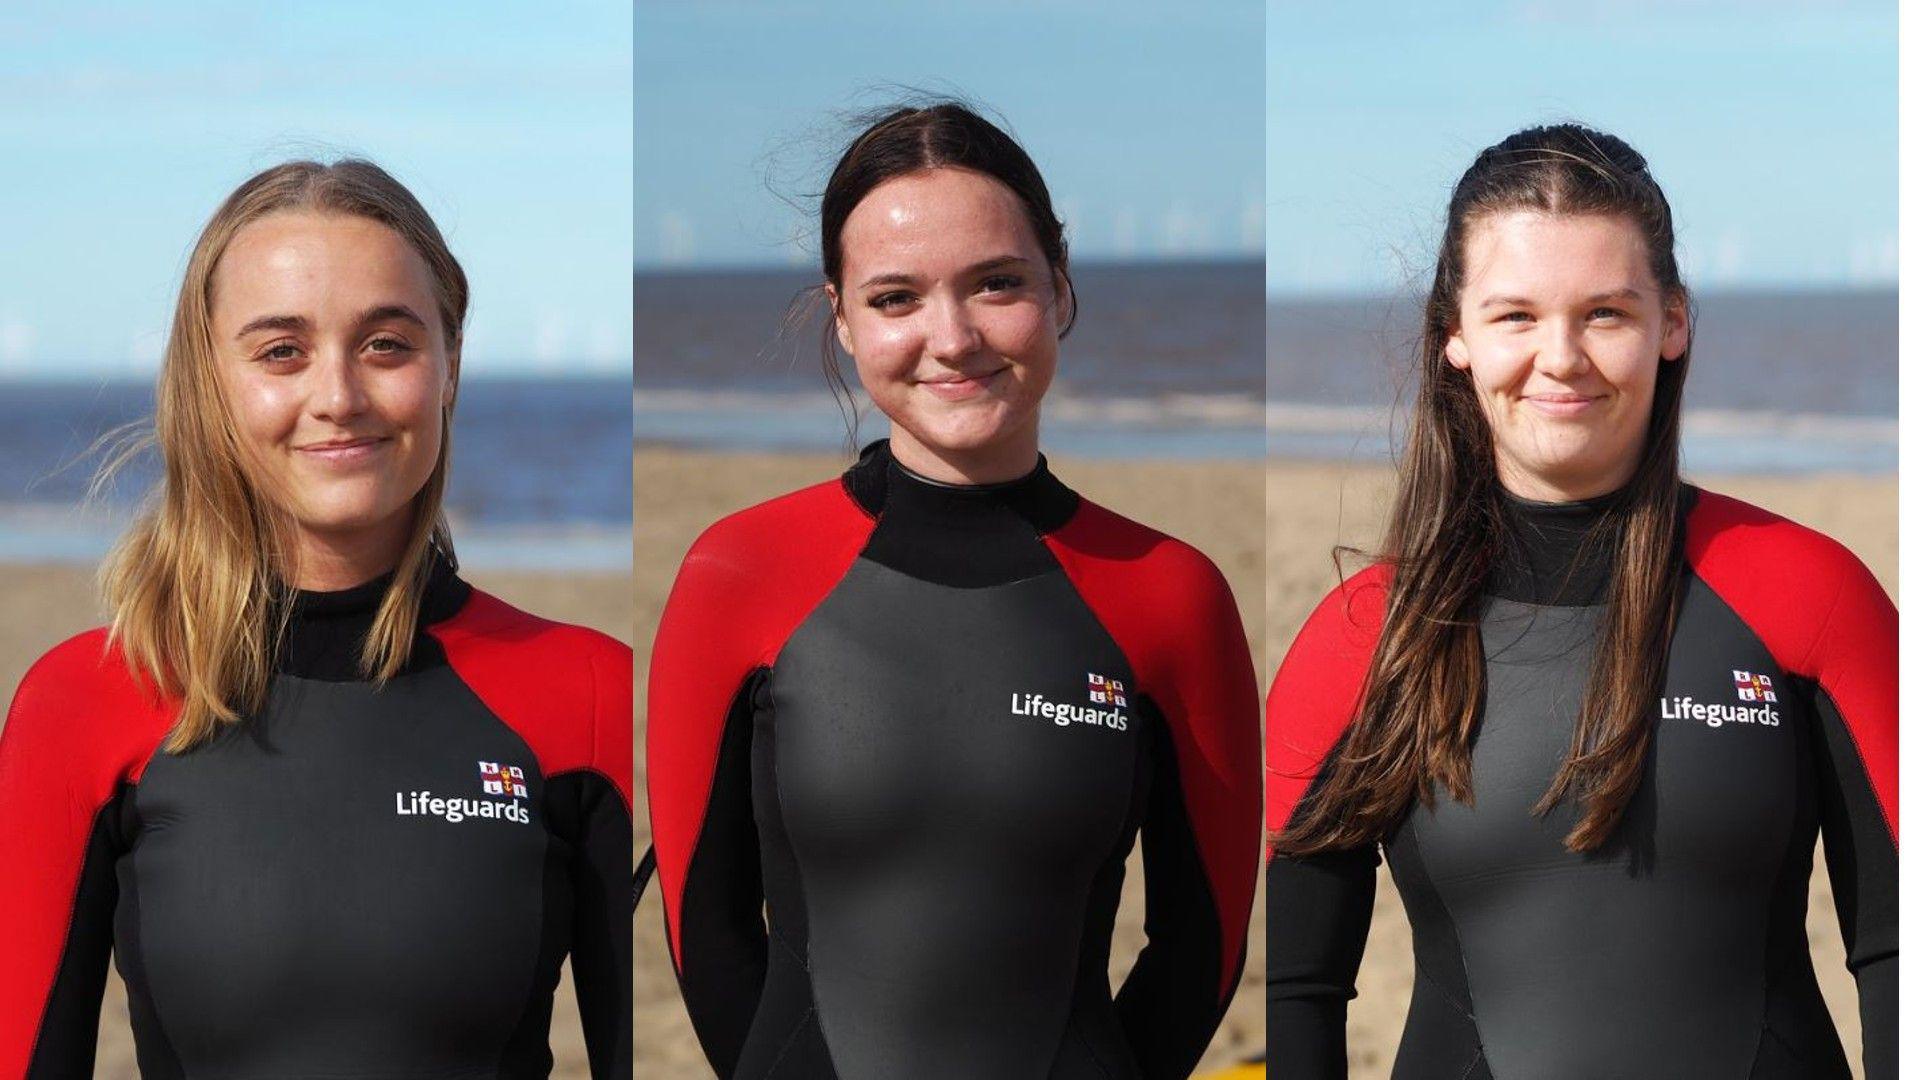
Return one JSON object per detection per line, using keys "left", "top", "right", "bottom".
{"left": 635, "top": 446, "right": 1269, "bottom": 1077}
{"left": 1266, "top": 461, "right": 1895, "bottom": 1080}
{"left": 0, "top": 562, "right": 630, "bottom": 1080}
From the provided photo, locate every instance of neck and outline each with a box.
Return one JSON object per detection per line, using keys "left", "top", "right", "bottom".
{"left": 291, "top": 511, "right": 413, "bottom": 591}
{"left": 887, "top": 423, "right": 1041, "bottom": 486}
{"left": 1496, "top": 459, "right": 1636, "bottom": 504}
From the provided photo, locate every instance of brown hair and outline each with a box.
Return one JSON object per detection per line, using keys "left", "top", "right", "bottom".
{"left": 810, "top": 99, "right": 1076, "bottom": 432}
{"left": 100, "top": 158, "right": 468, "bottom": 752}
{"left": 1276, "top": 123, "right": 1693, "bottom": 856}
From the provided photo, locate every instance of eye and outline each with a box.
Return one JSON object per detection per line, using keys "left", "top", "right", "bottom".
{"left": 1589, "top": 306, "right": 1626, "bottom": 321}
{"left": 256, "top": 342, "right": 303, "bottom": 364}
{"left": 366, "top": 335, "right": 415, "bottom": 355}
{"left": 1495, "top": 310, "right": 1533, "bottom": 324}
{"left": 869, "top": 290, "right": 915, "bottom": 311}
{"left": 978, "top": 273, "right": 1023, "bottom": 294}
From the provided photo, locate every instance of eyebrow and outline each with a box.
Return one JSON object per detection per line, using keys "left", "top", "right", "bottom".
{"left": 234, "top": 304, "right": 430, "bottom": 340}
{"left": 1478, "top": 287, "right": 1644, "bottom": 310}
{"left": 857, "top": 255, "right": 1031, "bottom": 291}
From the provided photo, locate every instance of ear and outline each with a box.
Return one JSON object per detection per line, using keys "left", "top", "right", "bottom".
{"left": 825, "top": 283, "right": 854, "bottom": 355}
{"left": 1659, "top": 292, "right": 1690, "bottom": 361}
{"left": 442, "top": 341, "right": 461, "bottom": 408}
{"left": 1444, "top": 327, "right": 1471, "bottom": 371}
{"left": 1052, "top": 268, "right": 1073, "bottom": 333}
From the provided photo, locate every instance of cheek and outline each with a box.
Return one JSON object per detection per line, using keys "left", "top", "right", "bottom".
{"left": 847, "top": 317, "right": 921, "bottom": 387}
{"left": 221, "top": 371, "right": 302, "bottom": 450}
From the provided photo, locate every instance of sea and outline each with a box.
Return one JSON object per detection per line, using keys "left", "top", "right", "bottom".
{"left": 637, "top": 263, "right": 1894, "bottom": 474}
{"left": 0, "top": 377, "right": 632, "bottom": 568}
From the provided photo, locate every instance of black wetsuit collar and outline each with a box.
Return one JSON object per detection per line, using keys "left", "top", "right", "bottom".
{"left": 278, "top": 547, "right": 471, "bottom": 679}
{"left": 1487, "top": 487, "right": 1624, "bottom": 606}
{"left": 843, "top": 439, "right": 1079, "bottom": 534}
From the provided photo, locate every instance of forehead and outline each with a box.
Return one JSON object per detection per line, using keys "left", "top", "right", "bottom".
{"left": 1459, "top": 211, "right": 1654, "bottom": 296}
{"left": 839, "top": 167, "right": 1041, "bottom": 277}
{"left": 212, "top": 211, "right": 437, "bottom": 324}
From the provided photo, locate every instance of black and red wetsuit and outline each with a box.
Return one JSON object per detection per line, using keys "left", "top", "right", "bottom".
{"left": 0, "top": 556, "right": 632, "bottom": 1079}
{"left": 648, "top": 442, "right": 1260, "bottom": 1079}
{"left": 1266, "top": 488, "right": 1897, "bottom": 1078}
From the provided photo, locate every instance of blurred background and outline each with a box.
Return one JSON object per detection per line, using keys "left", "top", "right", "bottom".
{"left": 635, "top": 0, "right": 1267, "bottom": 1073}
{"left": 0, "top": 4, "right": 632, "bottom": 1075}
{"left": 1264, "top": 2, "right": 1895, "bottom": 1077}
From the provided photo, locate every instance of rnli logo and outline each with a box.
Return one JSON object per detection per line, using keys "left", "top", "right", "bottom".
{"left": 1661, "top": 668, "right": 1782, "bottom": 729}
{"left": 479, "top": 760, "right": 529, "bottom": 799}
{"left": 1011, "top": 672, "right": 1131, "bottom": 732}
{"left": 1733, "top": 670, "right": 1777, "bottom": 703}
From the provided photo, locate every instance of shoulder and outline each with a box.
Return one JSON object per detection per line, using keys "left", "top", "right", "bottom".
{"left": 1683, "top": 487, "right": 1890, "bottom": 674}
{"left": 675, "top": 478, "right": 874, "bottom": 589}
{"left": 1286, "top": 561, "right": 1392, "bottom": 662}
{"left": 1265, "top": 563, "right": 1388, "bottom": 830}
{"left": 1045, "top": 495, "right": 1237, "bottom": 611}
{"left": 428, "top": 590, "right": 630, "bottom": 798}
{"left": 2, "top": 627, "right": 174, "bottom": 785}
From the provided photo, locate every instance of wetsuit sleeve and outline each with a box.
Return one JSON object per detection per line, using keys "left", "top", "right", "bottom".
{"left": 646, "top": 484, "right": 876, "bottom": 1077}
{"left": 1803, "top": 560, "right": 1897, "bottom": 1078}
{"left": 0, "top": 632, "right": 166, "bottom": 1079}
{"left": 1265, "top": 566, "right": 1391, "bottom": 1080}
{"left": 1684, "top": 494, "right": 1898, "bottom": 1078}
{"left": 1041, "top": 508, "right": 1261, "bottom": 1078}
{"left": 565, "top": 638, "right": 636, "bottom": 1079}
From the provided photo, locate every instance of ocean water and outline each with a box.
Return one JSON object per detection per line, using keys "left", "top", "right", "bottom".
{"left": 638, "top": 264, "right": 1893, "bottom": 473}
{"left": 635, "top": 260, "right": 1266, "bottom": 458}
{"left": 0, "top": 376, "right": 632, "bottom": 568}
{"left": 1268, "top": 288, "right": 1897, "bottom": 474}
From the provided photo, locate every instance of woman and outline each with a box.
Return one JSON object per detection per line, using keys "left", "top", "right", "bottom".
{"left": 649, "top": 103, "right": 1261, "bottom": 1079}
{"left": 0, "top": 161, "right": 631, "bottom": 1078}
{"left": 1265, "top": 125, "right": 1895, "bottom": 1078}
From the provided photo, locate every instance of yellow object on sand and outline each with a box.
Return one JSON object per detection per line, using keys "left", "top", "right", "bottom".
{"left": 1198, "top": 1063, "right": 1264, "bottom": 1080}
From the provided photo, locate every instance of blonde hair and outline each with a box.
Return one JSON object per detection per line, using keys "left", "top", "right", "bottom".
{"left": 101, "top": 159, "right": 469, "bottom": 752}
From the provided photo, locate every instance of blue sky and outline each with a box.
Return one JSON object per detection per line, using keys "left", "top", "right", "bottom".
{"left": 636, "top": 0, "right": 1264, "bottom": 270}
{"left": 0, "top": 2, "right": 630, "bottom": 377}
{"left": 1270, "top": 0, "right": 1896, "bottom": 296}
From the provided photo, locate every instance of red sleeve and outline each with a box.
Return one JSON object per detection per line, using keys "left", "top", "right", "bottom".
{"left": 645, "top": 480, "right": 875, "bottom": 969}
{"left": 1265, "top": 563, "right": 1390, "bottom": 841}
{"left": 0, "top": 630, "right": 173, "bottom": 1078}
{"left": 1683, "top": 489, "right": 1898, "bottom": 1078}
{"left": 1043, "top": 500, "right": 1261, "bottom": 1010}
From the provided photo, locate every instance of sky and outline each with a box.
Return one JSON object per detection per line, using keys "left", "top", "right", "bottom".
{"left": 0, "top": 2, "right": 631, "bottom": 377}
{"left": 1269, "top": 0, "right": 1896, "bottom": 296}
{"left": 636, "top": 0, "right": 1265, "bottom": 270}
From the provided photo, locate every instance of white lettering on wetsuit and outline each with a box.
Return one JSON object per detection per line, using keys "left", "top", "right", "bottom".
{"left": 1659, "top": 696, "right": 1782, "bottom": 728}
{"left": 1009, "top": 692, "right": 1129, "bottom": 731}
{"left": 394, "top": 790, "right": 533, "bottom": 825}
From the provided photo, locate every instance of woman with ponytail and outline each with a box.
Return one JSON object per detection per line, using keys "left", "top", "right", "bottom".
{"left": 1266, "top": 125, "right": 1895, "bottom": 1078}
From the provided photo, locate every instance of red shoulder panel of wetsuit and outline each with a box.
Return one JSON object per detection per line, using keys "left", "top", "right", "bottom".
{"left": 647, "top": 479, "right": 877, "bottom": 969}
{"left": 428, "top": 591, "right": 634, "bottom": 810}
{"left": 1265, "top": 563, "right": 1390, "bottom": 845}
{"left": 1684, "top": 489, "right": 1898, "bottom": 844}
{"left": 0, "top": 629, "right": 175, "bottom": 1076}
{"left": 1043, "top": 499, "right": 1260, "bottom": 1005}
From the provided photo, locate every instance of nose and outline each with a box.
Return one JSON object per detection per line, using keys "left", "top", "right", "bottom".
{"left": 1533, "top": 318, "right": 1591, "bottom": 380}
{"left": 309, "top": 345, "right": 369, "bottom": 423}
{"left": 922, "top": 292, "right": 984, "bottom": 363}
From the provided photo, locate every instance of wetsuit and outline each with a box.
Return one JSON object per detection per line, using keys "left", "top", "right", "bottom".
{"left": 649, "top": 441, "right": 1260, "bottom": 1079}
{"left": 1265, "top": 488, "right": 1897, "bottom": 1078}
{"left": 0, "top": 555, "right": 633, "bottom": 1079}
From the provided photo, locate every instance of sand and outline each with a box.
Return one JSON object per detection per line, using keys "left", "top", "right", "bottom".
{"left": 1266, "top": 461, "right": 1895, "bottom": 1080}
{"left": 0, "top": 564, "right": 630, "bottom": 1080}
{"left": 635, "top": 446, "right": 1269, "bottom": 1077}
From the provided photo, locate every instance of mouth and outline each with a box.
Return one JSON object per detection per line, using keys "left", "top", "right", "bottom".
{"left": 294, "top": 435, "right": 392, "bottom": 464}
{"left": 915, "top": 367, "right": 1008, "bottom": 402}
{"left": 1523, "top": 392, "right": 1602, "bottom": 418}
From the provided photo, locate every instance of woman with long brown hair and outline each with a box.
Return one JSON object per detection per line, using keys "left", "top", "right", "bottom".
{"left": 648, "top": 101, "right": 1260, "bottom": 1079}
{"left": 1265, "top": 124, "right": 1894, "bottom": 1078}
{"left": 0, "top": 160, "right": 631, "bottom": 1077}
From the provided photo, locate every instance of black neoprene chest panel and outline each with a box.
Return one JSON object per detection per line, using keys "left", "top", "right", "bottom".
{"left": 1384, "top": 572, "right": 1840, "bottom": 1079}
{"left": 122, "top": 667, "right": 558, "bottom": 1077}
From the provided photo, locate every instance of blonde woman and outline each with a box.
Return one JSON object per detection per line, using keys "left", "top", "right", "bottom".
{"left": 0, "top": 161, "right": 631, "bottom": 1078}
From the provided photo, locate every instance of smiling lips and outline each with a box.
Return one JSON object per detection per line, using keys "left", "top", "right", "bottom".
{"left": 916, "top": 368, "right": 1007, "bottom": 402}
{"left": 295, "top": 435, "right": 391, "bottom": 465}
{"left": 1524, "top": 392, "right": 1602, "bottom": 418}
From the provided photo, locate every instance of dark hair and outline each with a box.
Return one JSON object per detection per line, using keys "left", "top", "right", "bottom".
{"left": 812, "top": 101, "right": 1076, "bottom": 430}
{"left": 1277, "top": 123, "right": 1695, "bottom": 857}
